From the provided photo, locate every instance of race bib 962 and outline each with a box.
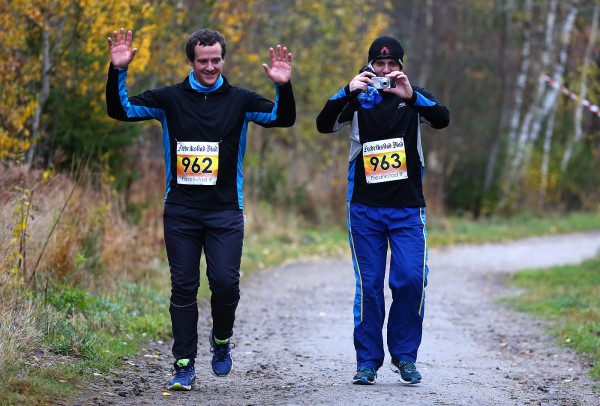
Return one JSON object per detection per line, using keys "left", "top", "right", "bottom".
{"left": 176, "top": 141, "right": 219, "bottom": 185}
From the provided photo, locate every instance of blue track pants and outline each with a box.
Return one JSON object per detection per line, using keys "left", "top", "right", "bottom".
{"left": 347, "top": 202, "right": 428, "bottom": 370}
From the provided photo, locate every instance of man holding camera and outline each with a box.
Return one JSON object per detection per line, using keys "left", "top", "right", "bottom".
{"left": 316, "top": 36, "right": 449, "bottom": 385}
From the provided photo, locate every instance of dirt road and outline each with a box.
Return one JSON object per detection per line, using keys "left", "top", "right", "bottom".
{"left": 72, "top": 232, "right": 600, "bottom": 405}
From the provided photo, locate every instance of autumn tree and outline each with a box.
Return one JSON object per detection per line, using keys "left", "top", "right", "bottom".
{"left": 0, "top": 0, "right": 41, "bottom": 160}
{"left": 0, "top": 0, "right": 208, "bottom": 177}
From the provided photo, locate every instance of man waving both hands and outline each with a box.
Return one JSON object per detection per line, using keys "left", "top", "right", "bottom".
{"left": 106, "top": 27, "right": 295, "bottom": 391}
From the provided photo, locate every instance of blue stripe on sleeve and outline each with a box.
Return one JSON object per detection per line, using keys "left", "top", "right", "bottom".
{"left": 246, "top": 110, "right": 276, "bottom": 123}
{"left": 246, "top": 84, "right": 279, "bottom": 124}
{"left": 414, "top": 91, "right": 436, "bottom": 107}
{"left": 330, "top": 86, "right": 348, "bottom": 100}
{"left": 118, "top": 69, "right": 165, "bottom": 120}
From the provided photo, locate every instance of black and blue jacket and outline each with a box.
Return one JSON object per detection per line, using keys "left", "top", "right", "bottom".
{"left": 106, "top": 64, "right": 296, "bottom": 210}
{"left": 316, "top": 84, "right": 449, "bottom": 207}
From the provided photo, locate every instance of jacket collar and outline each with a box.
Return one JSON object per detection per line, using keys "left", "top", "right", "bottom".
{"left": 182, "top": 72, "right": 229, "bottom": 94}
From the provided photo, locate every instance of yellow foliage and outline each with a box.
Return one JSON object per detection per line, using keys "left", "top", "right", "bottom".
{"left": 210, "top": 0, "right": 256, "bottom": 45}
{"left": 0, "top": 0, "right": 173, "bottom": 161}
{"left": 41, "top": 169, "right": 54, "bottom": 184}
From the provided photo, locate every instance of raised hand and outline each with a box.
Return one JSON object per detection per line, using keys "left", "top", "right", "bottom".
{"left": 385, "top": 71, "right": 413, "bottom": 99}
{"left": 349, "top": 71, "right": 376, "bottom": 93}
{"left": 262, "top": 45, "right": 292, "bottom": 85}
{"left": 108, "top": 28, "right": 137, "bottom": 69}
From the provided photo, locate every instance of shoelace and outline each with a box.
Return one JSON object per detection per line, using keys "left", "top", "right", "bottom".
{"left": 398, "top": 361, "right": 417, "bottom": 372}
{"left": 210, "top": 342, "right": 236, "bottom": 361}
{"left": 174, "top": 367, "right": 195, "bottom": 379}
{"left": 356, "top": 366, "right": 376, "bottom": 378}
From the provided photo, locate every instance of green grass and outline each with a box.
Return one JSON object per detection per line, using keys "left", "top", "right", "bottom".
{"left": 508, "top": 256, "right": 600, "bottom": 379}
{"left": 0, "top": 282, "right": 171, "bottom": 405}
{"left": 427, "top": 211, "right": 600, "bottom": 247}
{"left": 242, "top": 228, "right": 348, "bottom": 270}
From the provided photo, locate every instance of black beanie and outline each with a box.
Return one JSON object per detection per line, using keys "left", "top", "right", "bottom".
{"left": 368, "top": 36, "right": 404, "bottom": 67}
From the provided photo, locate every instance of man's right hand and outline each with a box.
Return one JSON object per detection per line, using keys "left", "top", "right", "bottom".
{"left": 349, "top": 71, "right": 375, "bottom": 93}
{"left": 108, "top": 28, "right": 137, "bottom": 69}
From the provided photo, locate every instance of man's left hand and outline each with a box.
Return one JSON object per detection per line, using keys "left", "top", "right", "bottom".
{"left": 385, "top": 71, "right": 413, "bottom": 100}
{"left": 263, "top": 45, "right": 292, "bottom": 85}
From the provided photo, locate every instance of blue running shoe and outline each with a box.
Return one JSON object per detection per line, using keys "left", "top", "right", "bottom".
{"left": 390, "top": 359, "right": 422, "bottom": 384}
{"left": 168, "top": 359, "right": 196, "bottom": 391}
{"left": 352, "top": 366, "right": 377, "bottom": 385}
{"left": 209, "top": 330, "right": 235, "bottom": 377}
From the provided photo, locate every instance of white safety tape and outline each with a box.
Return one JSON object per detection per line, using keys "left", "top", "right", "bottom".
{"left": 541, "top": 72, "right": 600, "bottom": 117}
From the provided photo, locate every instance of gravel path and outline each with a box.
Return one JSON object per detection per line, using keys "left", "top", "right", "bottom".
{"left": 72, "top": 232, "right": 600, "bottom": 405}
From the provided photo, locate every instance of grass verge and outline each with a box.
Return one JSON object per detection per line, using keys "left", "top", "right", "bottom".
{"left": 426, "top": 211, "right": 600, "bottom": 247}
{"left": 0, "top": 282, "right": 170, "bottom": 404}
{"left": 508, "top": 256, "right": 600, "bottom": 380}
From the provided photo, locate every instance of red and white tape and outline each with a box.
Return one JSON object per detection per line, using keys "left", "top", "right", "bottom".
{"left": 541, "top": 73, "right": 600, "bottom": 117}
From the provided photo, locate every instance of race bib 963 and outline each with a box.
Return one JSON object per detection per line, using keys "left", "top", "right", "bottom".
{"left": 362, "top": 138, "right": 407, "bottom": 184}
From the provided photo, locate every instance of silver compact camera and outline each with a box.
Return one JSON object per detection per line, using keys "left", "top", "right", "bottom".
{"left": 371, "top": 77, "right": 393, "bottom": 89}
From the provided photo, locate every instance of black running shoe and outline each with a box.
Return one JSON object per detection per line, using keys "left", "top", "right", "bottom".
{"left": 390, "top": 358, "right": 422, "bottom": 384}
{"left": 352, "top": 366, "right": 377, "bottom": 385}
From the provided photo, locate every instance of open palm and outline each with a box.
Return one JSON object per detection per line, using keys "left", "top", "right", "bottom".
{"left": 108, "top": 28, "right": 137, "bottom": 68}
{"left": 262, "top": 45, "right": 292, "bottom": 85}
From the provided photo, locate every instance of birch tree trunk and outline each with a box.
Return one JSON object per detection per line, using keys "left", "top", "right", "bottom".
{"left": 509, "top": 0, "right": 558, "bottom": 178}
{"left": 561, "top": 1, "right": 599, "bottom": 171}
{"left": 506, "top": 0, "right": 533, "bottom": 158}
{"left": 525, "top": 2, "right": 578, "bottom": 190}
{"left": 539, "top": 107, "right": 557, "bottom": 205}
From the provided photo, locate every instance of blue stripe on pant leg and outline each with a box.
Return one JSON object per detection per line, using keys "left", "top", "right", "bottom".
{"left": 346, "top": 202, "right": 363, "bottom": 327}
{"left": 386, "top": 207, "right": 428, "bottom": 363}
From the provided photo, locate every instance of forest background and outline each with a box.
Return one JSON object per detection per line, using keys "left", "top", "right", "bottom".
{"left": 1, "top": 0, "right": 599, "bottom": 402}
